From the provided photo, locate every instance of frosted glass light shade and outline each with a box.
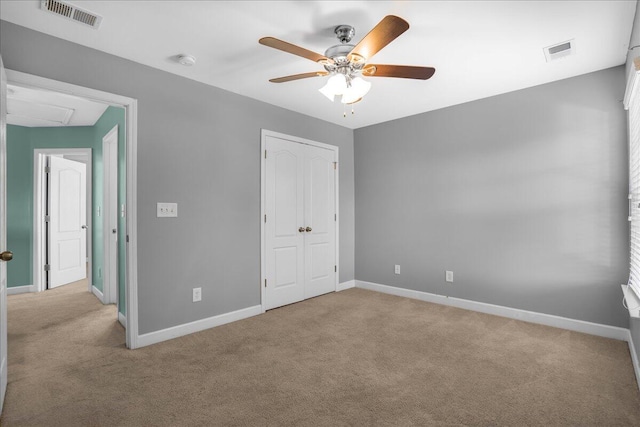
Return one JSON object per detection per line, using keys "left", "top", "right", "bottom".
{"left": 319, "top": 84, "right": 336, "bottom": 101}
{"left": 341, "top": 77, "right": 371, "bottom": 104}
{"left": 319, "top": 74, "right": 347, "bottom": 102}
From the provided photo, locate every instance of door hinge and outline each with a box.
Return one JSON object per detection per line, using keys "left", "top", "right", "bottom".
{"left": 335, "top": 265, "right": 337, "bottom": 272}
{"left": 126, "top": 235, "right": 130, "bottom": 243}
{"left": 333, "top": 162, "right": 337, "bottom": 170}
{"left": 264, "top": 214, "right": 267, "bottom": 223}
{"left": 265, "top": 150, "right": 267, "bottom": 159}
{"left": 45, "top": 215, "right": 50, "bottom": 223}
{"left": 45, "top": 166, "right": 50, "bottom": 173}
{"left": 334, "top": 213, "right": 337, "bottom": 221}
{"left": 44, "top": 264, "right": 50, "bottom": 271}
{"left": 264, "top": 279, "right": 267, "bottom": 288}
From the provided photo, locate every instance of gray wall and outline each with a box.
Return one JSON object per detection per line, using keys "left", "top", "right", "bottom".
{"left": 0, "top": 21, "right": 355, "bottom": 334}
{"left": 354, "top": 66, "right": 629, "bottom": 328}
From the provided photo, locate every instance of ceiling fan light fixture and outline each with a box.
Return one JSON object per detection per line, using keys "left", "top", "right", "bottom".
{"left": 319, "top": 84, "right": 336, "bottom": 101}
{"left": 319, "top": 73, "right": 347, "bottom": 101}
{"left": 260, "top": 15, "right": 434, "bottom": 115}
{"left": 341, "top": 77, "right": 371, "bottom": 104}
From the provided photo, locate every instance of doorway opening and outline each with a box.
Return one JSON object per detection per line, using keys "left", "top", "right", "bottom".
{"left": 34, "top": 149, "right": 92, "bottom": 295}
{"left": 5, "top": 70, "right": 139, "bottom": 348}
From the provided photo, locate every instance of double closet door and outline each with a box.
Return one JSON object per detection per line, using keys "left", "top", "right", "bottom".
{"left": 264, "top": 134, "right": 337, "bottom": 310}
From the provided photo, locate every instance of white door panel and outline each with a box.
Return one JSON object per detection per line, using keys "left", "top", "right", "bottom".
{"left": 0, "top": 54, "right": 8, "bottom": 416}
{"left": 265, "top": 136, "right": 305, "bottom": 310}
{"left": 304, "top": 146, "right": 336, "bottom": 299}
{"left": 309, "top": 156, "right": 330, "bottom": 235}
{"left": 265, "top": 134, "right": 336, "bottom": 309}
{"left": 49, "top": 156, "right": 87, "bottom": 288}
{"left": 103, "top": 126, "right": 118, "bottom": 305}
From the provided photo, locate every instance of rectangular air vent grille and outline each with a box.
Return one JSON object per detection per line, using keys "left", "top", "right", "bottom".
{"left": 544, "top": 39, "right": 575, "bottom": 62}
{"left": 73, "top": 9, "right": 98, "bottom": 27}
{"left": 44, "top": 0, "right": 72, "bottom": 18}
{"left": 548, "top": 42, "right": 571, "bottom": 55}
{"left": 41, "top": 0, "right": 102, "bottom": 29}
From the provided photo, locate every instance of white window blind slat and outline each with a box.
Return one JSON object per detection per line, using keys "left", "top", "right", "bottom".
{"left": 628, "top": 68, "right": 640, "bottom": 299}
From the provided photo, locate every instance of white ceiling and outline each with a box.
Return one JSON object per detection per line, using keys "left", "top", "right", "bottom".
{"left": 6, "top": 83, "right": 108, "bottom": 127}
{"left": 0, "top": 1, "right": 636, "bottom": 129}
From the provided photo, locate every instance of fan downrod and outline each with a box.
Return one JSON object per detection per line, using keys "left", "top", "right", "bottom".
{"left": 325, "top": 25, "right": 357, "bottom": 65}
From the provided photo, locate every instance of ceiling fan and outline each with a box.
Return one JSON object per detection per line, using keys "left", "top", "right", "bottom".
{"left": 259, "top": 15, "right": 435, "bottom": 108}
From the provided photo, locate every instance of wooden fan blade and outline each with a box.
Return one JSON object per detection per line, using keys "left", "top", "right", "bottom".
{"left": 362, "top": 64, "right": 436, "bottom": 80}
{"left": 259, "top": 37, "right": 333, "bottom": 64}
{"left": 348, "top": 15, "right": 410, "bottom": 63}
{"left": 269, "top": 71, "right": 329, "bottom": 83}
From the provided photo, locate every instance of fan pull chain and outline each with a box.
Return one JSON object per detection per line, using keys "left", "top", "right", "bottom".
{"left": 343, "top": 103, "right": 346, "bottom": 118}
{"left": 352, "top": 104, "right": 355, "bottom": 115}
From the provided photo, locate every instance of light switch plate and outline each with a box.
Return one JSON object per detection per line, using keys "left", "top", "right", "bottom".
{"left": 157, "top": 202, "right": 178, "bottom": 217}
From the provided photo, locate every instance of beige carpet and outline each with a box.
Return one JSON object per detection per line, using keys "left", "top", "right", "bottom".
{"left": 1, "top": 282, "right": 640, "bottom": 426}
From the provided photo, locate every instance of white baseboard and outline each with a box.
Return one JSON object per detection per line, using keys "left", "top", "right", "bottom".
{"left": 337, "top": 280, "right": 355, "bottom": 292}
{"left": 355, "top": 280, "right": 630, "bottom": 342}
{"left": 91, "top": 286, "right": 105, "bottom": 304}
{"left": 118, "top": 312, "right": 127, "bottom": 329}
{"left": 0, "top": 356, "right": 6, "bottom": 415}
{"left": 7, "top": 285, "right": 35, "bottom": 295}
{"left": 136, "top": 305, "right": 262, "bottom": 348}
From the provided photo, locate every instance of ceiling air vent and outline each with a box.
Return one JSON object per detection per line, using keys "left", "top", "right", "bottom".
{"left": 40, "top": 0, "right": 102, "bottom": 29}
{"left": 543, "top": 39, "right": 575, "bottom": 62}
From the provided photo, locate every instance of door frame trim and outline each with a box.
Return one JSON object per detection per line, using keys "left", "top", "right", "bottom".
{"left": 260, "top": 129, "right": 339, "bottom": 313}
{"left": 102, "top": 125, "right": 118, "bottom": 306}
{"left": 33, "top": 148, "right": 92, "bottom": 293}
{"left": 8, "top": 69, "right": 140, "bottom": 349}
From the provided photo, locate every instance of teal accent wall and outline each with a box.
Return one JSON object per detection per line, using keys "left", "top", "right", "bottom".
{"left": 6, "top": 125, "right": 32, "bottom": 288}
{"left": 6, "top": 106, "right": 126, "bottom": 315}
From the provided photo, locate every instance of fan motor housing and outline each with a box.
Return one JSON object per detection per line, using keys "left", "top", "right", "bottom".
{"left": 324, "top": 44, "right": 354, "bottom": 62}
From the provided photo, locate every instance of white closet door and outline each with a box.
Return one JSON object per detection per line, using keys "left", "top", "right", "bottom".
{"left": 49, "top": 156, "right": 87, "bottom": 288}
{"left": 264, "top": 136, "right": 305, "bottom": 310}
{"left": 304, "top": 145, "right": 336, "bottom": 299}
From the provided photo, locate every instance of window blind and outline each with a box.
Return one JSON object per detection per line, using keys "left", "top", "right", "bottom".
{"left": 627, "top": 61, "right": 640, "bottom": 299}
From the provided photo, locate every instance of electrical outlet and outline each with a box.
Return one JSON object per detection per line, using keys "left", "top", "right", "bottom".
{"left": 157, "top": 202, "right": 178, "bottom": 217}
{"left": 446, "top": 270, "right": 453, "bottom": 283}
{"left": 192, "top": 287, "right": 202, "bottom": 302}
{"left": 395, "top": 265, "right": 401, "bottom": 275}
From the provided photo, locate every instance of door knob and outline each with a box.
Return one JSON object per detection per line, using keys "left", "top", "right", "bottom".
{"left": 305, "top": 227, "right": 312, "bottom": 232}
{"left": 298, "top": 227, "right": 305, "bottom": 233}
{"left": 0, "top": 251, "right": 13, "bottom": 262}
{"left": 81, "top": 225, "right": 88, "bottom": 229}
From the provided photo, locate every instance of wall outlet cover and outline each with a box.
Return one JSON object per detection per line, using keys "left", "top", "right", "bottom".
{"left": 192, "top": 287, "right": 202, "bottom": 302}
{"left": 446, "top": 270, "right": 453, "bottom": 283}
{"left": 394, "top": 265, "right": 401, "bottom": 275}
